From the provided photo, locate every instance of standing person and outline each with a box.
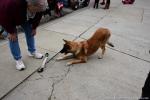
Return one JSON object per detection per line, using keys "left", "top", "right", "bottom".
{"left": 0, "top": 0, "right": 47, "bottom": 70}
{"left": 93, "top": 0, "right": 100, "bottom": 9}
{"left": 100, "top": 0, "right": 110, "bottom": 9}
{"left": 139, "top": 71, "right": 150, "bottom": 100}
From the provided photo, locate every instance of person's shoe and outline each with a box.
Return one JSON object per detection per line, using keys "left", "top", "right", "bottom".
{"left": 100, "top": 2, "right": 105, "bottom": 5}
{"left": 104, "top": 5, "right": 109, "bottom": 9}
{"left": 16, "top": 59, "right": 26, "bottom": 71}
{"left": 28, "top": 51, "right": 43, "bottom": 59}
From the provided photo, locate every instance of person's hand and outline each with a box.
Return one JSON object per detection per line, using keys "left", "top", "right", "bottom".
{"left": 32, "top": 29, "right": 36, "bottom": 36}
{"left": 8, "top": 33, "right": 17, "bottom": 41}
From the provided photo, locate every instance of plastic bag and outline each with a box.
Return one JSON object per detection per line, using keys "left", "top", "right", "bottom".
{"left": 27, "top": 0, "right": 48, "bottom": 12}
{"left": 122, "top": 0, "right": 135, "bottom": 4}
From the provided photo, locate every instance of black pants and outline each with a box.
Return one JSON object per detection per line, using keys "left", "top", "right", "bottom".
{"left": 105, "top": 0, "right": 110, "bottom": 9}
{"left": 93, "top": 0, "right": 99, "bottom": 8}
{"left": 140, "top": 71, "right": 150, "bottom": 100}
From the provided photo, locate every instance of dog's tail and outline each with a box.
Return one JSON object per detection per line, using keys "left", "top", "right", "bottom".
{"left": 107, "top": 41, "right": 114, "bottom": 47}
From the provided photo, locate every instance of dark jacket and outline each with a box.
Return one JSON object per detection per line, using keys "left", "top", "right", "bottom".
{"left": 0, "top": 0, "right": 42, "bottom": 34}
{"left": 140, "top": 71, "right": 150, "bottom": 100}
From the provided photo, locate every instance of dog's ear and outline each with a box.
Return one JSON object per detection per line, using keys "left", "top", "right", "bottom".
{"left": 63, "top": 39, "right": 72, "bottom": 44}
{"left": 63, "top": 39, "right": 69, "bottom": 43}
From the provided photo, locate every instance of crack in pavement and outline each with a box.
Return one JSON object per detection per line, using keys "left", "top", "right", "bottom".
{"left": 48, "top": 65, "right": 72, "bottom": 100}
{"left": 108, "top": 47, "right": 150, "bottom": 63}
{"left": 48, "top": 83, "right": 55, "bottom": 100}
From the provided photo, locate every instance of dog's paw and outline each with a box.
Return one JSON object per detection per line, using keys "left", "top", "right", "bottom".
{"left": 98, "top": 55, "right": 103, "bottom": 59}
{"left": 56, "top": 56, "right": 63, "bottom": 61}
{"left": 66, "top": 62, "right": 72, "bottom": 66}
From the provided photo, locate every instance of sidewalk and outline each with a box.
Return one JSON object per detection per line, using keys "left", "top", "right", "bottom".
{"left": 0, "top": 0, "right": 150, "bottom": 100}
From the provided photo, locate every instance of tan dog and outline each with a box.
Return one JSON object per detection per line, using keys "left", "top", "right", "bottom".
{"left": 57, "top": 27, "right": 114, "bottom": 66}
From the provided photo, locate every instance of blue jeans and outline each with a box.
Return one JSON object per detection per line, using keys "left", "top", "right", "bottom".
{"left": 3, "top": 22, "right": 36, "bottom": 60}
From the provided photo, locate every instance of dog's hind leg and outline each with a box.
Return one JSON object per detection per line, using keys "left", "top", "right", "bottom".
{"left": 98, "top": 45, "right": 106, "bottom": 59}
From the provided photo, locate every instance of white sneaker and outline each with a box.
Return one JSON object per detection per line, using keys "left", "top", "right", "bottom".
{"left": 16, "top": 59, "right": 26, "bottom": 71}
{"left": 28, "top": 51, "right": 43, "bottom": 59}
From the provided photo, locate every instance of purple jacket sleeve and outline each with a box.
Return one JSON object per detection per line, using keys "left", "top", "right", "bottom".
{"left": 0, "top": 0, "right": 27, "bottom": 34}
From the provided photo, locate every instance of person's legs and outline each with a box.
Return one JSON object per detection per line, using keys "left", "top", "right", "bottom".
{"left": 7, "top": 32, "right": 25, "bottom": 70}
{"left": 9, "top": 34, "right": 22, "bottom": 60}
{"left": 96, "top": 0, "right": 99, "bottom": 8}
{"left": 21, "top": 21, "right": 36, "bottom": 53}
{"left": 94, "top": 0, "right": 99, "bottom": 8}
{"left": 93, "top": 0, "right": 96, "bottom": 8}
{"left": 21, "top": 21, "right": 43, "bottom": 59}
{"left": 104, "top": 0, "right": 110, "bottom": 9}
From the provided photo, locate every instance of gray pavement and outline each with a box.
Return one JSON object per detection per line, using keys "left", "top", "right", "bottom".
{"left": 0, "top": 0, "right": 150, "bottom": 100}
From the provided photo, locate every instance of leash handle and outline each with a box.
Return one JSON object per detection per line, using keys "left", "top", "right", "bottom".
{"left": 41, "top": 53, "right": 49, "bottom": 68}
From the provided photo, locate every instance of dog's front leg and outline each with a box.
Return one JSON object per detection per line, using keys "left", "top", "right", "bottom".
{"left": 56, "top": 54, "right": 74, "bottom": 61}
{"left": 66, "top": 57, "right": 87, "bottom": 66}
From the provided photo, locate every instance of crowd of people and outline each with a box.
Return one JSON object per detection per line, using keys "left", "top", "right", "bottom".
{"left": 93, "top": 0, "right": 110, "bottom": 9}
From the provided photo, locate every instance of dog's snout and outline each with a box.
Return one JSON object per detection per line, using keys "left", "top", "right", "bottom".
{"left": 60, "top": 48, "right": 65, "bottom": 53}
{"left": 60, "top": 44, "right": 71, "bottom": 54}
